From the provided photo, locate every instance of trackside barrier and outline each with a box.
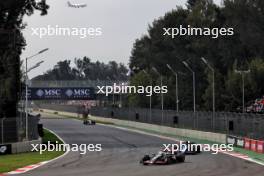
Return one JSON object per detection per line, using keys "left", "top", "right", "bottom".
{"left": 236, "top": 137, "right": 245, "bottom": 148}
{"left": 251, "top": 140, "right": 257, "bottom": 152}
{"left": 226, "top": 135, "right": 236, "bottom": 145}
{"left": 38, "top": 104, "right": 264, "bottom": 140}
{"left": 0, "top": 144, "right": 12, "bottom": 155}
{"left": 226, "top": 135, "right": 246, "bottom": 148}
{"left": 244, "top": 138, "right": 251, "bottom": 150}
{"left": 256, "top": 141, "right": 264, "bottom": 153}
{"left": 226, "top": 135, "right": 264, "bottom": 154}
{"left": 237, "top": 137, "right": 264, "bottom": 154}
{"left": 0, "top": 139, "right": 41, "bottom": 155}
{"left": 39, "top": 109, "right": 227, "bottom": 143}
{"left": 11, "top": 139, "right": 41, "bottom": 154}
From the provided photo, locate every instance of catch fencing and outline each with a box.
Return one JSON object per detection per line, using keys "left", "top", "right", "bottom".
{"left": 91, "top": 107, "right": 264, "bottom": 140}
{"left": 0, "top": 114, "right": 40, "bottom": 144}
{"left": 38, "top": 104, "right": 264, "bottom": 140}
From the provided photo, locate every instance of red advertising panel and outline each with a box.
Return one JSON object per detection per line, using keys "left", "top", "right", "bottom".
{"left": 256, "top": 141, "right": 264, "bottom": 153}
{"left": 244, "top": 138, "right": 251, "bottom": 150}
{"left": 250, "top": 140, "right": 257, "bottom": 152}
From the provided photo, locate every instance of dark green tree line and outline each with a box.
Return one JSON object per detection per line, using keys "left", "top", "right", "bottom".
{"left": 129, "top": 0, "right": 264, "bottom": 111}
{"left": 0, "top": 1, "right": 49, "bottom": 117}
{"left": 33, "top": 57, "right": 129, "bottom": 81}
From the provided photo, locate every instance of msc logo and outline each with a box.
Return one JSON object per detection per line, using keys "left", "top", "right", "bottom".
{"left": 36, "top": 89, "right": 44, "bottom": 97}
{"left": 65, "top": 89, "right": 73, "bottom": 97}
{"left": 73, "top": 89, "right": 90, "bottom": 96}
{"left": 65, "top": 89, "right": 90, "bottom": 97}
{"left": 45, "top": 89, "right": 61, "bottom": 96}
{"left": 30, "top": 87, "right": 94, "bottom": 100}
{"left": 36, "top": 89, "right": 61, "bottom": 97}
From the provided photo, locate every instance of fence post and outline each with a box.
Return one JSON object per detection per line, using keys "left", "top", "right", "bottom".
{"left": 193, "top": 112, "right": 196, "bottom": 130}
{"left": 252, "top": 114, "right": 256, "bottom": 139}
{"left": 1, "top": 117, "right": 5, "bottom": 144}
{"left": 225, "top": 113, "right": 229, "bottom": 134}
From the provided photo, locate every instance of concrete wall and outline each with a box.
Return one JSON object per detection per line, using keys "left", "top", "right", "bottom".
{"left": 90, "top": 115, "right": 226, "bottom": 143}
{"left": 40, "top": 109, "right": 78, "bottom": 118}
{"left": 11, "top": 139, "right": 42, "bottom": 154}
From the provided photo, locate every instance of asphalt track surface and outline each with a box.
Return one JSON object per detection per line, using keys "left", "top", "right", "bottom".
{"left": 21, "top": 113, "right": 264, "bottom": 176}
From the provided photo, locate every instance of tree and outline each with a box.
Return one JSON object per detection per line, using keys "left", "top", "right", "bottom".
{"left": 0, "top": 0, "right": 49, "bottom": 117}
{"left": 129, "top": 0, "right": 264, "bottom": 111}
{"left": 33, "top": 57, "right": 129, "bottom": 81}
{"left": 129, "top": 71, "right": 153, "bottom": 108}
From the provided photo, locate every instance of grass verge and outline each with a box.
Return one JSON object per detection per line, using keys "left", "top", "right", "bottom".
{"left": 234, "top": 147, "right": 264, "bottom": 162}
{"left": 0, "top": 129, "right": 65, "bottom": 174}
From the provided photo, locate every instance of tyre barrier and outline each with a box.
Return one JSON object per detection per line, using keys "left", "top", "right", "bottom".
{"left": 257, "top": 141, "right": 264, "bottom": 153}
{"left": 244, "top": 138, "right": 251, "bottom": 150}
{"left": 227, "top": 135, "right": 264, "bottom": 154}
{"left": 251, "top": 140, "right": 257, "bottom": 152}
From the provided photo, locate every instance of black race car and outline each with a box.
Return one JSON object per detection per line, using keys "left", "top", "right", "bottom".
{"left": 83, "top": 119, "right": 96, "bottom": 125}
{"left": 140, "top": 150, "right": 185, "bottom": 165}
{"left": 183, "top": 141, "right": 201, "bottom": 154}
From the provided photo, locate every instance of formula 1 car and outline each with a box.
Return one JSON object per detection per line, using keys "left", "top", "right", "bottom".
{"left": 83, "top": 119, "right": 96, "bottom": 125}
{"left": 183, "top": 141, "right": 201, "bottom": 154}
{"left": 140, "top": 150, "right": 185, "bottom": 165}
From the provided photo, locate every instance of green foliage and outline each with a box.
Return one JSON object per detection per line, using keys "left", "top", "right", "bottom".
{"left": 0, "top": 0, "right": 49, "bottom": 117}
{"left": 249, "top": 59, "right": 264, "bottom": 96}
{"left": 129, "top": 0, "right": 264, "bottom": 111}
{"left": 42, "top": 129, "right": 63, "bottom": 144}
{"left": 33, "top": 57, "right": 129, "bottom": 81}
{"left": 129, "top": 71, "right": 152, "bottom": 108}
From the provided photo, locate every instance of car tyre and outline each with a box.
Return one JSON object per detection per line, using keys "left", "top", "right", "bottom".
{"left": 166, "top": 157, "right": 172, "bottom": 164}
{"left": 176, "top": 156, "right": 185, "bottom": 163}
{"left": 140, "top": 155, "right": 150, "bottom": 164}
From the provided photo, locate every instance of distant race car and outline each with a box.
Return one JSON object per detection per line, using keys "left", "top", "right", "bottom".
{"left": 183, "top": 141, "right": 201, "bottom": 154}
{"left": 83, "top": 119, "right": 96, "bottom": 125}
{"left": 140, "top": 150, "right": 185, "bottom": 165}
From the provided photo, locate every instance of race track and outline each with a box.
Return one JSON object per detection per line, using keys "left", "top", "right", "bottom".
{"left": 20, "top": 113, "right": 264, "bottom": 176}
